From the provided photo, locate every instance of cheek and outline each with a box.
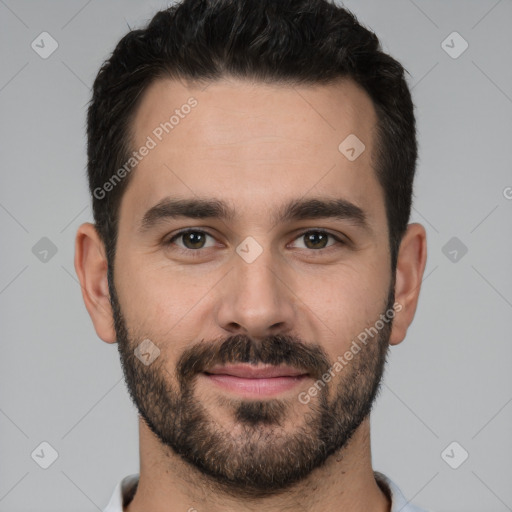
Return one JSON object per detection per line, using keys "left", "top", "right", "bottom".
{"left": 301, "top": 259, "right": 389, "bottom": 356}
{"left": 114, "top": 256, "right": 216, "bottom": 342}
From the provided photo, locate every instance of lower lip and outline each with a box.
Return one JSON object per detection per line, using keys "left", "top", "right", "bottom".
{"left": 202, "top": 373, "right": 309, "bottom": 397}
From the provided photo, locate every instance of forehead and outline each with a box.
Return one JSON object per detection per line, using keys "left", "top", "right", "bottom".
{"left": 121, "top": 76, "right": 384, "bottom": 230}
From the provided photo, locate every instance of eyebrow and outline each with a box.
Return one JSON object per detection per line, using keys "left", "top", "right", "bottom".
{"left": 139, "top": 196, "right": 371, "bottom": 234}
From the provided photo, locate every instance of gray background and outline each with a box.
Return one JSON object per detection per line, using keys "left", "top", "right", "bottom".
{"left": 1, "top": 1, "right": 511, "bottom": 511}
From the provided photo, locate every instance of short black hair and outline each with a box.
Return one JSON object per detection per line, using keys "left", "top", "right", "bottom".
{"left": 87, "top": 0, "right": 417, "bottom": 274}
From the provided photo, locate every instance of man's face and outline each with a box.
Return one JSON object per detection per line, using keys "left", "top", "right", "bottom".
{"left": 110, "top": 77, "right": 395, "bottom": 494}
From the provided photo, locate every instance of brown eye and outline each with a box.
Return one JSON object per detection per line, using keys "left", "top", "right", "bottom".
{"left": 291, "top": 230, "right": 342, "bottom": 251}
{"left": 180, "top": 231, "right": 207, "bottom": 249}
{"left": 303, "top": 231, "right": 330, "bottom": 249}
{"left": 166, "top": 229, "right": 216, "bottom": 252}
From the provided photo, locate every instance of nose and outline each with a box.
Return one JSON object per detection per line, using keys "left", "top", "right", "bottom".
{"left": 215, "top": 247, "right": 297, "bottom": 339}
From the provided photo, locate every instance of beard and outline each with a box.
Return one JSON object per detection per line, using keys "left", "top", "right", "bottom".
{"left": 109, "top": 268, "right": 393, "bottom": 498}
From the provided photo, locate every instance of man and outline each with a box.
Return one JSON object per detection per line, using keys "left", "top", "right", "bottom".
{"left": 74, "top": 0, "right": 429, "bottom": 510}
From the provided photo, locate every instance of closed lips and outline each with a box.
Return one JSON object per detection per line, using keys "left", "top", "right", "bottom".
{"left": 204, "top": 365, "right": 308, "bottom": 379}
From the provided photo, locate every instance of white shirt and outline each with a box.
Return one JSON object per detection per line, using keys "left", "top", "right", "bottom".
{"left": 102, "top": 471, "right": 430, "bottom": 511}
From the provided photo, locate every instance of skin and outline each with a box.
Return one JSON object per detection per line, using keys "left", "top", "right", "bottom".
{"left": 75, "top": 76, "right": 427, "bottom": 512}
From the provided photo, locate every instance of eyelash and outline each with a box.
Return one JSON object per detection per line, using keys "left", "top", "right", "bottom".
{"left": 164, "top": 228, "right": 346, "bottom": 258}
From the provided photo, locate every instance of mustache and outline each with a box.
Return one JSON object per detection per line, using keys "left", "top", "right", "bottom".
{"left": 176, "top": 333, "right": 331, "bottom": 387}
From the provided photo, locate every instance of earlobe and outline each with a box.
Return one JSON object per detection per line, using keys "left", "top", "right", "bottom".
{"left": 389, "top": 223, "right": 427, "bottom": 346}
{"left": 74, "top": 222, "right": 117, "bottom": 343}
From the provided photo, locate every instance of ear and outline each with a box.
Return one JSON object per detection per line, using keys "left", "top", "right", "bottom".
{"left": 74, "top": 222, "right": 116, "bottom": 343}
{"left": 389, "top": 223, "right": 427, "bottom": 346}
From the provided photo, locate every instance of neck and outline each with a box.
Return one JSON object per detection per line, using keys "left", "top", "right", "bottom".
{"left": 125, "top": 416, "right": 391, "bottom": 512}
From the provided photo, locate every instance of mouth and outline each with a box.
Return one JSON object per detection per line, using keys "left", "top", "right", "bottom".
{"left": 201, "top": 364, "right": 310, "bottom": 397}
